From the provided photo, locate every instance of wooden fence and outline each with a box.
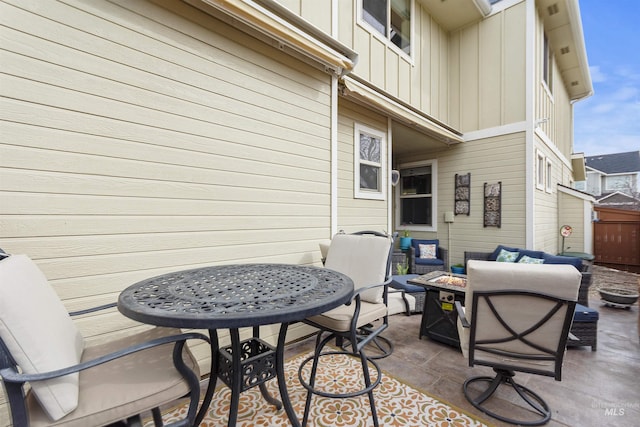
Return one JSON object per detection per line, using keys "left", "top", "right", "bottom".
{"left": 593, "top": 207, "right": 640, "bottom": 273}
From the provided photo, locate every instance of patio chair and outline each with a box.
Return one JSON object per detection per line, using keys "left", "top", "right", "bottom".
{"left": 410, "top": 239, "right": 449, "bottom": 274}
{"left": 300, "top": 230, "right": 394, "bottom": 427}
{"left": 0, "top": 254, "right": 208, "bottom": 427}
{"left": 456, "top": 260, "right": 581, "bottom": 426}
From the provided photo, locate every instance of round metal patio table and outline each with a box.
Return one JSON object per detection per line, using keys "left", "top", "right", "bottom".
{"left": 118, "top": 263, "right": 354, "bottom": 427}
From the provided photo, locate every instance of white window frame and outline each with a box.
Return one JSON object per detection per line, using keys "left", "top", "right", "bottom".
{"left": 354, "top": 123, "right": 386, "bottom": 200}
{"left": 358, "top": 0, "right": 414, "bottom": 59}
{"left": 536, "top": 150, "right": 545, "bottom": 191}
{"left": 545, "top": 158, "right": 553, "bottom": 193}
{"left": 542, "top": 33, "right": 554, "bottom": 96}
{"left": 395, "top": 159, "right": 438, "bottom": 232}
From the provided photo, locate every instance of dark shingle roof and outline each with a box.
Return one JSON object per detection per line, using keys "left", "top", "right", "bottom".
{"left": 585, "top": 151, "right": 640, "bottom": 174}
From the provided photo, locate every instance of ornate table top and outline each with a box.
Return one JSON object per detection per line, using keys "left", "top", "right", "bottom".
{"left": 118, "top": 264, "right": 354, "bottom": 329}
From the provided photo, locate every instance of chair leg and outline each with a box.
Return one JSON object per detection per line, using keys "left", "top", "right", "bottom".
{"left": 151, "top": 408, "right": 163, "bottom": 427}
{"left": 358, "top": 350, "right": 379, "bottom": 427}
{"left": 301, "top": 331, "right": 328, "bottom": 427}
{"left": 339, "top": 330, "right": 394, "bottom": 359}
{"left": 463, "top": 368, "right": 551, "bottom": 426}
{"left": 298, "top": 331, "right": 383, "bottom": 427}
{"left": 126, "top": 415, "right": 143, "bottom": 427}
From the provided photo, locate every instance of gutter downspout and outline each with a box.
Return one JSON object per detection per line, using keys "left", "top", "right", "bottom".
{"left": 525, "top": 0, "right": 535, "bottom": 248}
{"left": 330, "top": 0, "right": 339, "bottom": 236}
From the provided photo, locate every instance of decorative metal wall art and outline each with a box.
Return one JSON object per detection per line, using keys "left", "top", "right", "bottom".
{"left": 454, "top": 173, "right": 471, "bottom": 215}
{"left": 483, "top": 182, "right": 502, "bottom": 227}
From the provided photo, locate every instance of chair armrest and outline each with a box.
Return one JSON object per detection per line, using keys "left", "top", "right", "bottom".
{"left": 439, "top": 247, "right": 449, "bottom": 271}
{"left": 387, "top": 289, "right": 411, "bottom": 315}
{"left": 68, "top": 302, "right": 118, "bottom": 317}
{"left": 455, "top": 301, "right": 469, "bottom": 328}
{"left": 464, "top": 251, "right": 492, "bottom": 266}
{"left": 0, "top": 332, "right": 209, "bottom": 383}
{"left": 350, "top": 277, "right": 391, "bottom": 300}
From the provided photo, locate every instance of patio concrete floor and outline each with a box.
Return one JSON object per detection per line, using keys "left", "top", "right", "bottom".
{"left": 287, "top": 294, "right": 639, "bottom": 427}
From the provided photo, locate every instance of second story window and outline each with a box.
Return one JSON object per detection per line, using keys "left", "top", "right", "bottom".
{"left": 362, "top": 0, "right": 411, "bottom": 56}
{"left": 543, "top": 33, "right": 553, "bottom": 93}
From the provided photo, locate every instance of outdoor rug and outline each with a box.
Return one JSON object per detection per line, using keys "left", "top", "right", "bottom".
{"left": 145, "top": 351, "right": 490, "bottom": 426}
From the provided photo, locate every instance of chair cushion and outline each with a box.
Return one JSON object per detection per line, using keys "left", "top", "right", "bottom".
{"left": 574, "top": 304, "right": 599, "bottom": 322}
{"left": 25, "top": 327, "right": 200, "bottom": 427}
{"left": 0, "top": 255, "right": 84, "bottom": 421}
{"left": 415, "top": 258, "right": 444, "bottom": 266}
{"left": 515, "top": 249, "right": 545, "bottom": 261}
{"left": 324, "top": 233, "right": 391, "bottom": 304}
{"left": 306, "top": 302, "right": 388, "bottom": 332}
{"left": 459, "top": 261, "right": 582, "bottom": 372}
{"left": 390, "top": 275, "right": 423, "bottom": 293}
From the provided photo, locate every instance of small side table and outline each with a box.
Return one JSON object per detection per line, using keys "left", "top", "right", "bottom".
{"left": 409, "top": 271, "right": 467, "bottom": 348}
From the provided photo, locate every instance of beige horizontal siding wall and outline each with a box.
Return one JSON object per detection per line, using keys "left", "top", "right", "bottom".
{"left": 449, "top": 1, "right": 526, "bottom": 132}
{"left": 395, "top": 132, "right": 527, "bottom": 266}
{"left": 0, "top": 0, "right": 333, "bottom": 417}
{"left": 336, "top": 99, "right": 389, "bottom": 232}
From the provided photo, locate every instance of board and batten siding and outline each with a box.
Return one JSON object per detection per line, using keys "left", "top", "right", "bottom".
{"left": 449, "top": 0, "right": 527, "bottom": 133}
{"left": 0, "top": 0, "right": 334, "bottom": 416}
{"left": 333, "top": 0, "right": 451, "bottom": 124}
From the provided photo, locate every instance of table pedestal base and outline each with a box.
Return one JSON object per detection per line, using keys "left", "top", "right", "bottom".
{"left": 195, "top": 325, "right": 299, "bottom": 427}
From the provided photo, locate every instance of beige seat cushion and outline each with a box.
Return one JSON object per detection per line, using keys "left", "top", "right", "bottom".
{"left": 324, "top": 233, "right": 391, "bottom": 304}
{"left": 26, "top": 327, "right": 201, "bottom": 427}
{"left": 307, "top": 302, "right": 388, "bottom": 332}
{"left": 458, "top": 260, "right": 581, "bottom": 372}
{"left": 0, "top": 255, "right": 84, "bottom": 421}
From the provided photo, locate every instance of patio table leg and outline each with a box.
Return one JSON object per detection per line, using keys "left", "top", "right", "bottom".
{"left": 194, "top": 330, "right": 219, "bottom": 426}
{"left": 277, "top": 322, "right": 301, "bottom": 427}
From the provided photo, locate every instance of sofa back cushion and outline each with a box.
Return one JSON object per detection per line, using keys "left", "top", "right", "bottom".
{"left": 0, "top": 255, "right": 85, "bottom": 421}
{"left": 516, "top": 249, "right": 545, "bottom": 262}
{"left": 543, "top": 253, "right": 583, "bottom": 270}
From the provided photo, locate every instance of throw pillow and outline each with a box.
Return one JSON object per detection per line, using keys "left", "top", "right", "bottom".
{"left": 419, "top": 243, "right": 437, "bottom": 259}
{"left": 496, "top": 248, "right": 519, "bottom": 262}
{"left": 518, "top": 255, "right": 544, "bottom": 264}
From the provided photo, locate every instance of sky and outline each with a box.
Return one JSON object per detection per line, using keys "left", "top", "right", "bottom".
{"left": 573, "top": 0, "right": 640, "bottom": 156}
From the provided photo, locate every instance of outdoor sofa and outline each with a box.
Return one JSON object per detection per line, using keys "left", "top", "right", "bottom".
{"left": 464, "top": 245, "right": 593, "bottom": 307}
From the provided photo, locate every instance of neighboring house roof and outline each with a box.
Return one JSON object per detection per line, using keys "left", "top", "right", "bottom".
{"left": 585, "top": 151, "right": 640, "bottom": 174}
{"left": 597, "top": 191, "right": 640, "bottom": 211}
